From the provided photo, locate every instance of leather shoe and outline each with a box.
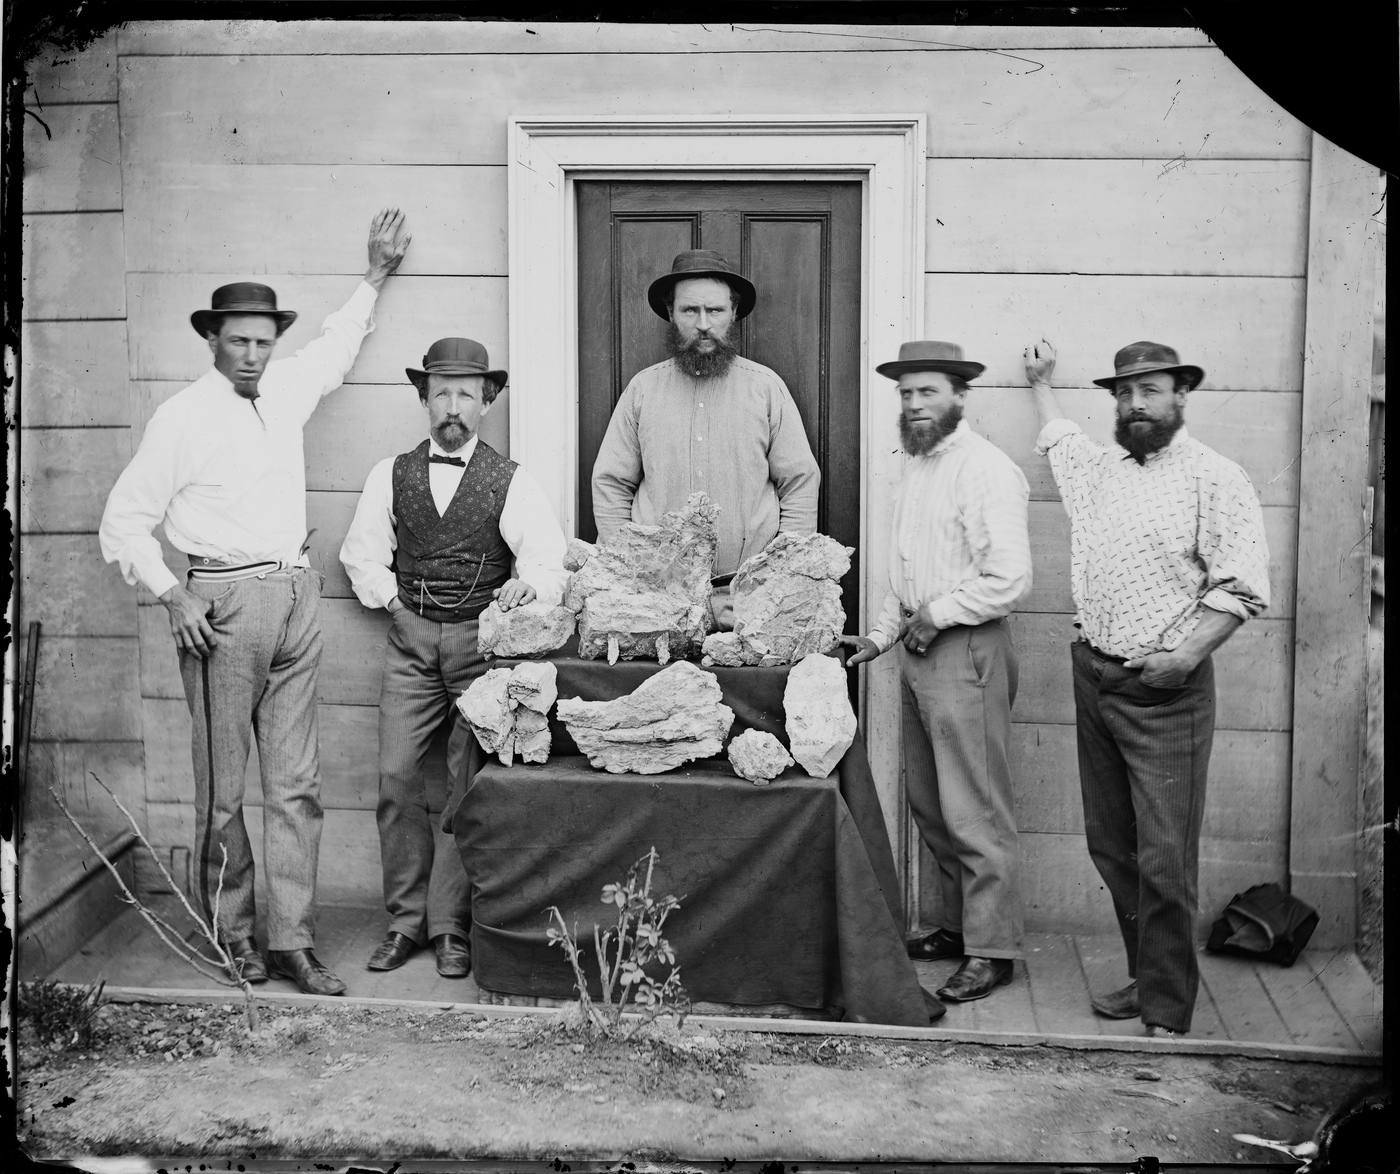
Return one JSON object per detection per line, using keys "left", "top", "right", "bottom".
{"left": 221, "top": 937, "right": 268, "bottom": 984}
{"left": 366, "top": 932, "right": 418, "bottom": 971}
{"left": 936, "top": 956, "right": 1014, "bottom": 1002}
{"left": 1090, "top": 980, "right": 1141, "bottom": 1019}
{"left": 906, "top": 928, "right": 965, "bottom": 962}
{"left": 267, "top": 948, "right": 347, "bottom": 996}
{"left": 433, "top": 933, "right": 472, "bottom": 978}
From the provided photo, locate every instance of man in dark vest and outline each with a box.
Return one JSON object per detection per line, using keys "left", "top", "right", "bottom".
{"left": 340, "top": 337, "right": 569, "bottom": 976}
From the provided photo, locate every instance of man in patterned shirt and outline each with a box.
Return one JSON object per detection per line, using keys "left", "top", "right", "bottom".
{"left": 841, "top": 341, "right": 1033, "bottom": 1008}
{"left": 1025, "top": 339, "right": 1270, "bottom": 1038}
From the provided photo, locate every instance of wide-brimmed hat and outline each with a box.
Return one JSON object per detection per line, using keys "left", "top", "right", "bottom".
{"left": 406, "top": 337, "right": 508, "bottom": 393}
{"left": 190, "top": 282, "right": 298, "bottom": 337}
{"left": 876, "top": 340, "right": 985, "bottom": 382}
{"left": 1092, "top": 341, "right": 1204, "bottom": 391}
{"left": 646, "top": 250, "right": 757, "bottom": 321}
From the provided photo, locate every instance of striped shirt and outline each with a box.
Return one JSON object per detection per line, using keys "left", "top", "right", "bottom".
{"left": 591, "top": 355, "right": 821, "bottom": 578}
{"left": 868, "top": 420, "right": 1033, "bottom": 653}
{"left": 1036, "top": 418, "right": 1270, "bottom": 659}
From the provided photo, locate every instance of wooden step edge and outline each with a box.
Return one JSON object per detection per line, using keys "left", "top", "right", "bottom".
{"left": 17, "top": 836, "right": 139, "bottom": 981}
{"left": 92, "top": 985, "right": 1383, "bottom": 1066}
{"left": 16, "top": 829, "right": 139, "bottom": 927}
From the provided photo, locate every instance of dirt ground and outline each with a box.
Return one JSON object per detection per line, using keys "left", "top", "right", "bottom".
{"left": 15, "top": 998, "right": 1379, "bottom": 1165}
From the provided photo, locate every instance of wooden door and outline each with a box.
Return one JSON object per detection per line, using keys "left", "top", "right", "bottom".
{"left": 576, "top": 180, "right": 862, "bottom": 628}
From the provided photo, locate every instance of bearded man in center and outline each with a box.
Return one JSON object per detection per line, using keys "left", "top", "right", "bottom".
{"left": 590, "top": 250, "right": 821, "bottom": 625}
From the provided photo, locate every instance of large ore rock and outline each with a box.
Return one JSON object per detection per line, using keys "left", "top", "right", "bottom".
{"left": 455, "top": 668, "right": 516, "bottom": 762}
{"left": 456, "top": 662, "right": 559, "bottom": 767}
{"left": 478, "top": 600, "right": 576, "bottom": 658}
{"left": 718, "top": 532, "right": 853, "bottom": 666}
{"left": 783, "top": 653, "right": 856, "bottom": 779}
{"left": 567, "top": 493, "right": 719, "bottom": 662}
{"left": 555, "top": 661, "right": 735, "bottom": 775}
{"left": 727, "top": 729, "right": 794, "bottom": 784}
{"left": 506, "top": 660, "right": 558, "bottom": 713}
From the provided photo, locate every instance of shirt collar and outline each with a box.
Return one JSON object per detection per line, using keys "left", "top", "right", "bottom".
{"left": 429, "top": 434, "right": 478, "bottom": 463}
{"left": 918, "top": 417, "right": 970, "bottom": 460}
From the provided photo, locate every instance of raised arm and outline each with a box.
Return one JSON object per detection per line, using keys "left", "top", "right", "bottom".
{"left": 1024, "top": 338, "right": 1066, "bottom": 428}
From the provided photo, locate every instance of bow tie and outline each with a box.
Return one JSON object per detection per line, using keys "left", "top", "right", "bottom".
{"left": 429, "top": 453, "right": 466, "bottom": 467}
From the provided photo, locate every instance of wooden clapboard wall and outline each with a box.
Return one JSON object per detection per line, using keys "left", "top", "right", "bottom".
{"left": 17, "top": 21, "right": 1373, "bottom": 944}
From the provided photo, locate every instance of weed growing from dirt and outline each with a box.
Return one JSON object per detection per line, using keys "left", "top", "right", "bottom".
{"left": 17, "top": 980, "right": 106, "bottom": 1050}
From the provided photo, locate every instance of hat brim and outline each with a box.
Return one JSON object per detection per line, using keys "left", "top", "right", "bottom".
{"left": 1092, "top": 363, "right": 1204, "bottom": 391}
{"left": 875, "top": 359, "right": 986, "bottom": 382}
{"left": 407, "top": 366, "right": 509, "bottom": 393}
{"left": 647, "top": 270, "right": 757, "bottom": 321}
{"left": 190, "top": 308, "right": 297, "bottom": 337}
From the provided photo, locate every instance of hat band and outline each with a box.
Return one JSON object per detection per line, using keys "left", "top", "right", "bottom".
{"left": 208, "top": 302, "right": 284, "bottom": 314}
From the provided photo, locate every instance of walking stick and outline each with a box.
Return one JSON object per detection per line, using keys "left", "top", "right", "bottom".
{"left": 14, "top": 620, "right": 42, "bottom": 845}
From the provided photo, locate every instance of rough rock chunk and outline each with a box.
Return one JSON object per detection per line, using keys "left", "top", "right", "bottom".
{"left": 478, "top": 600, "right": 576, "bottom": 658}
{"left": 783, "top": 653, "right": 856, "bottom": 779}
{"left": 513, "top": 708, "right": 551, "bottom": 764}
{"left": 506, "top": 660, "right": 558, "bottom": 713}
{"left": 556, "top": 661, "right": 734, "bottom": 775}
{"left": 700, "top": 631, "right": 746, "bottom": 667}
{"left": 455, "top": 668, "right": 516, "bottom": 760}
{"left": 727, "top": 729, "right": 794, "bottom": 784}
{"left": 456, "top": 662, "right": 559, "bottom": 767}
{"left": 723, "top": 532, "right": 854, "bottom": 666}
{"left": 567, "top": 493, "right": 719, "bottom": 662}
{"left": 564, "top": 538, "right": 596, "bottom": 573}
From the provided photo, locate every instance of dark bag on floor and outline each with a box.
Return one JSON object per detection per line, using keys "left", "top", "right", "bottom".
{"left": 1206, "top": 883, "right": 1319, "bottom": 967}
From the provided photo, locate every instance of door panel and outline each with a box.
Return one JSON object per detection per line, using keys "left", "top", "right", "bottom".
{"left": 576, "top": 180, "right": 862, "bottom": 627}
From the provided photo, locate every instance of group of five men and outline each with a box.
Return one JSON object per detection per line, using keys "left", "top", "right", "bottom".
{"left": 99, "top": 210, "right": 1270, "bottom": 1037}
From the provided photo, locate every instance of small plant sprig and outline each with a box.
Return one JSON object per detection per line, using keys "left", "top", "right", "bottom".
{"left": 546, "top": 847, "right": 689, "bottom": 1039}
{"left": 17, "top": 979, "right": 107, "bottom": 1050}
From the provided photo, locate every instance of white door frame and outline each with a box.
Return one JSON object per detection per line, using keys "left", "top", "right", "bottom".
{"left": 507, "top": 115, "right": 926, "bottom": 915}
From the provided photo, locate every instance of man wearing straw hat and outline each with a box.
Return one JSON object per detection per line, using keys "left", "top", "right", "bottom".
{"left": 591, "top": 249, "right": 821, "bottom": 624}
{"left": 339, "top": 337, "right": 569, "bottom": 978}
{"left": 840, "top": 342, "right": 1033, "bottom": 1005}
{"left": 100, "top": 209, "right": 412, "bottom": 996}
{"left": 1025, "top": 339, "right": 1270, "bottom": 1037}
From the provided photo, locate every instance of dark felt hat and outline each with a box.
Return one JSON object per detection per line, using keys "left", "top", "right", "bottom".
{"left": 876, "top": 340, "right": 985, "bottom": 382}
{"left": 190, "top": 282, "right": 298, "bottom": 337}
{"left": 405, "top": 337, "right": 508, "bottom": 393}
{"left": 1092, "top": 341, "right": 1205, "bottom": 391}
{"left": 646, "top": 250, "right": 757, "bottom": 321}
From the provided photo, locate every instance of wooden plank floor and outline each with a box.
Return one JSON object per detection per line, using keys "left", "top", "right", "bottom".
{"left": 43, "top": 905, "right": 1381, "bottom": 1055}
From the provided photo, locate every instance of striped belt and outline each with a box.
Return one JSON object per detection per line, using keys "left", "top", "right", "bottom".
{"left": 187, "top": 559, "right": 301, "bottom": 583}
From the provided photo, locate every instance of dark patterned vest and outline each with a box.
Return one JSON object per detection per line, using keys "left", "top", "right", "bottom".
{"left": 392, "top": 439, "right": 517, "bottom": 623}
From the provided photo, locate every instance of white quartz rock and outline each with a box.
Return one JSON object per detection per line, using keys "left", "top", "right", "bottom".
{"left": 478, "top": 600, "right": 576, "bottom": 658}
{"left": 506, "top": 660, "right": 558, "bottom": 713}
{"left": 729, "top": 532, "right": 854, "bottom": 665}
{"left": 513, "top": 707, "right": 552, "bottom": 764}
{"left": 456, "top": 668, "right": 516, "bottom": 759}
{"left": 727, "top": 729, "right": 794, "bottom": 784}
{"left": 783, "top": 653, "right": 856, "bottom": 779}
{"left": 555, "top": 661, "right": 734, "bottom": 775}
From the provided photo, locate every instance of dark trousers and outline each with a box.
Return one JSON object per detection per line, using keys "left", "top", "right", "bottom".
{"left": 180, "top": 569, "right": 324, "bottom": 951}
{"left": 900, "top": 618, "right": 1024, "bottom": 959}
{"left": 1071, "top": 639, "right": 1215, "bottom": 1032}
{"left": 377, "top": 609, "right": 487, "bottom": 944}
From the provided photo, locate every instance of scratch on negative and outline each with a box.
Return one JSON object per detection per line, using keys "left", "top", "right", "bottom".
{"left": 731, "top": 25, "right": 1045, "bottom": 73}
{"left": 1266, "top": 453, "right": 1301, "bottom": 485}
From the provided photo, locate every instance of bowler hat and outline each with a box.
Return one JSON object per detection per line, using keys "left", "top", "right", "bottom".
{"left": 1092, "top": 341, "right": 1204, "bottom": 391}
{"left": 190, "top": 282, "right": 298, "bottom": 337}
{"left": 876, "top": 340, "right": 985, "bottom": 382}
{"left": 405, "top": 337, "right": 508, "bottom": 393}
{"left": 647, "top": 250, "right": 757, "bottom": 321}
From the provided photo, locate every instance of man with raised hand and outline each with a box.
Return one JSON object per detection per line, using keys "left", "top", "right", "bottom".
{"left": 100, "top": 209, "right": 411, "bottom": 996}
{"left": 1025, "top": 338, "right": 1270, "bottom": 1038}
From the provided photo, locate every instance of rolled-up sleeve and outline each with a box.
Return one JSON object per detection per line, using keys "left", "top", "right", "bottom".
{"left": 1199, "top": 464, "right": 1271, "bottom": 620}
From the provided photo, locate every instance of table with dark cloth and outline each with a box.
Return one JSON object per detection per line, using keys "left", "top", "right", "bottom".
{"left": 448, "top": 644, "right": 931, "bottom": 1027}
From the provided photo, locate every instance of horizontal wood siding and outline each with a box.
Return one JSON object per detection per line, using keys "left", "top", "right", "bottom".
{"left": 16, "top": 22, "right": 1322, "bottom": 945}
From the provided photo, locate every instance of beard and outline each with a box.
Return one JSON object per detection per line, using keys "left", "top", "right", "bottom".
{"left": 432, "top": 419, "right": 472, "bottom": 452}
{"left": 899, "top": 402, "right": 964, "bottom": 456}
{"left": 1115, "top": 402, "right": 1184, "bottom": 463}
{"left": 232, "top": 379, "right": 261, "bottom": 400}
{"left": 666, "top": 321, "right": 739, "bottom": 380}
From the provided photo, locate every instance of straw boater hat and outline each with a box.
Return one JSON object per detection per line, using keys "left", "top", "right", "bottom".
{"left": 647, "top": 249, "right": 758, "bottom": 321}
{"left": 405, "top": 337, "right": 508, "bottom": 394}
{"left": 1092, "top": 341, "right": 1204, "bottom": 391}
{"left": 876, "top": 340, "right": 985, "bottom": 382}
{"left": 190, "top": 282, "right": 298, "bottom": 337}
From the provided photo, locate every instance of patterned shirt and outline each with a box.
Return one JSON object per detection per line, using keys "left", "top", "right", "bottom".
{"left": 1035, "top": 418, "right": 1270, "bottom": 659}
{"left": 591, "top": 355, "right": 821, "bottom": 577}
{"left": 868, "top": 421, "right": 1033, "bottom": 653}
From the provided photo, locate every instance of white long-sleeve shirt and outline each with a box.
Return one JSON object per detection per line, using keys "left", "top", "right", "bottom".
{"left": 99, "top": 282, "right": 379, "bottom": 598}
{"left": 339, "top": 434, "right": 571, "bottom": 610}
{"left": 868, "top": 420, "right": 1033, "bottom": 653}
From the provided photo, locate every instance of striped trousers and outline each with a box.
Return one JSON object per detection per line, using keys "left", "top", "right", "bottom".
{"left": 1071, "top": 639, "right": 1215, "bottom": 1033}
{"left": 179, "top": 568, "right": 325, "bottom": 951}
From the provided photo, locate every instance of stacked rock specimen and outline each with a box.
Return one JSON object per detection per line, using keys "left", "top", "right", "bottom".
{"left": 783, "top": 653, "right": 856, "bottom": 778}
{"left": 478, "top": 599, "right": 576, "bottom": 658}
{"left": 555, "top": 661, "right": 735, "bottom": 775}
{"left": 455, "top": 661, "right": 559, "bottom": 766}
{"left": 566, "top": 493, "right": 719, "bottom": 665}
{"left": 702, "top": 532, "right": 853, "bottom": 667}
{"left": 726, "top": 729, "right": 794, "bottom": 785}
{"left": 564, "top": 538, "right": 596, "bottom": 572}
